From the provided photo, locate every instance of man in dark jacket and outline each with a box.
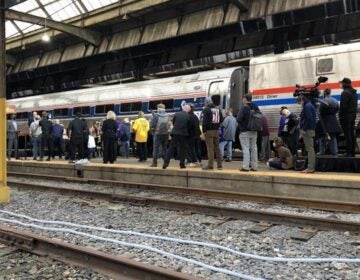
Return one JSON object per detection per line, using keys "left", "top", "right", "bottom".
{"left": 339, "top": 78, "right": 358, "bottom": 157}
{"left": 150, "top": 104, "right": 169, "bottom": 167}
{"left": 52, "top": 119, "right": 64, "bottom": 159}
{"left": 237, "top": 94, "right": 260, "bottom": 171}
{"left": 39, "top": 112, "right": 53, "bottom": 161}
{"left": 317, "top": 88, "right": 342, "bottom": 156}
{"left": 163, "top": 106, "right": 190, "bottom": 169}
{"left": 202, "top": 97, "right": 223, "bottom": 170}
{"left": 299, "top": 96, "right": 317, "bottom": 173}
{"left": 280, "top": 108, "right": 299, "bottom": 156}
{"left": 187, "top": 103, "right": 202, "bottom": 166}
{"left": 68, "top": 112, "right": 88, "bottom": 164}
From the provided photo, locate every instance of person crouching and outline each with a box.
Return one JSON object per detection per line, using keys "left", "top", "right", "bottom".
{"left": 267, "top": 137, "right": 293, "bottom": 170}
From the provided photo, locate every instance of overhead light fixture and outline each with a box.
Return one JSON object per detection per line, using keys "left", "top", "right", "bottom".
{"left": 42, "top": 18, "right": 50, "bottom": 42}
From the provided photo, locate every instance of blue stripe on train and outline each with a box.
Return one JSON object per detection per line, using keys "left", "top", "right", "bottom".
{"left": 253, "top": 93, "right": 360, "bottom": 106}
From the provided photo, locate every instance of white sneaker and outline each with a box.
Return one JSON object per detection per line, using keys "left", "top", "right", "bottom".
{"left": 188, "top": 163, "right": 197, "bottom": 167}
{"left": 75, "top": 159, "right": 84, "bottom": 164}
{"left": 82, "top": 159, "right": 89, "bottom": 164}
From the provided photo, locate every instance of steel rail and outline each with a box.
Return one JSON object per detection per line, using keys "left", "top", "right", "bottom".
{"left": 8, "top": 172, "right": 360, "bottom": 213}
{"left": 0, "top": 225, "right": 200, "bottom": 280}
{"left": 7, "top": 180, "right": 360, "bottom": 232}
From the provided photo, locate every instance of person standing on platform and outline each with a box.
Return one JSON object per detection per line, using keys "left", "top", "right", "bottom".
{"left": 102, "top": 111, "right": 118, "bottom": 164}
{"left": 237, "top": 94, "right": 260, "bottom": 172}
{"left": 119, "top": 118, "right": 131, "bottom": 158}
{"left": 267, "top": 137, "right": 293, "bottom": 170}
{"left": 39, "top": 112, "right": 53, "bottom": 161}
{"left": 299, "top": 96, "right": 317, "bottom": 173}
{"left": 317, "top": 88, "right": 342, "bottom": 156}
{"left": 202, "top": 97, "right": 223, "bottom": 170}
{"left": 7, "top": 114, "right": 19, "bottom": 160}
{"left": 278, "top": 106, "right": 288, "bottom": 138}
{"left": 187, "top": 103, "right": 202, "bottom": 166}
{"left": 132, "top": 111, "right": 150, "bottom": 162}
{"left": 163, "top": 105, "right": 191, "bottom": 169}
{"left": 219, "top": 108, "right": 237, "bottom": 162}
{"left": 259, "top": 114, "right": 270, "bottom": 162}
{"left": 339, "top": 78, "right": 358, "bottom": 157}
{"left": 29, "top": 115, "right": 42, "bottom": 160}
{"left": 280, "top": 108, "right": 299, "bottom": 156}
{"left": 68, "top": 112, "right": 88, "bottom": 164}
{"left": 150, "top": 104, "right": 169, "bottom": 167}
{"left": 52, "top": 119, "right": 64, "bottom": 159}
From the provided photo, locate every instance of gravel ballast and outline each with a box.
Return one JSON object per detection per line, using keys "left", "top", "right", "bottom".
{"left": 1, "top": 183, "right": 359, "bottom": 280}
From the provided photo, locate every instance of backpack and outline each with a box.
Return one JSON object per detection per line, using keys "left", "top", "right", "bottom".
{"left": 156, "top": 115, "right": 169, "bottom": 135}
{"left": 119, "top": 125, "right": 129, "bottom": 141}
{"left": 247, "top": 105, "right": 263, "bottom": 131}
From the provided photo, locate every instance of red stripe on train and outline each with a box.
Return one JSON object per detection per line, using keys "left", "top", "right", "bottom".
{"left": 252, "top": 81, "right": 360, "bottom": 95}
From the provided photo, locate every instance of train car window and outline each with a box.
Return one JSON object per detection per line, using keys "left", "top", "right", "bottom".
{"left": 211, "top": 95, "right": 221, "bottom": 107}
{"left": 148, "top": 99, "right": 174, "bottom": 111}
{"left": 16, "top": 112, "right": 28, "bottom": 119}
{"left": 95, "top": 104, "right": 115, "bottom": 114}
{"left": 73, "top": 106, "right": 90, "bottom": 116}
{"left": 120, "top": 102, "right": 142, "bottom": 112}
{"left": 317, "top": 58, "right": 334, "bottom": 74}
{"left": 54, "top": 108, "right": 69, "bottom": 117}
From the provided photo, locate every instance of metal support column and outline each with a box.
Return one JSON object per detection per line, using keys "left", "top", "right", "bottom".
{"left": 0, "top": 0, "right": 10, "bottom": 203}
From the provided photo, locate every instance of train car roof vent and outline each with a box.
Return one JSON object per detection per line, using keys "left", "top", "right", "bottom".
{"left": 174, "top": 77, "right": 182, "bottom": 83}
{"left": 190, "top": 74, "right": 200, "bottom": 81}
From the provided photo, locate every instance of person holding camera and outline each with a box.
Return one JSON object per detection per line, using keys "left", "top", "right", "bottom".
{"left": 299, "top": 95, "right": 317, "bottom": 173}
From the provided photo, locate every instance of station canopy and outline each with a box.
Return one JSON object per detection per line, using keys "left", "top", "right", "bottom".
{"left": 5, "top": 0, "right": 118, "bottom": 39}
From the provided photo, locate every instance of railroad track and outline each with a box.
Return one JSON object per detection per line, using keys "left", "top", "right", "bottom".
{"left": 7, "top": 177, "right": 360, "bottom": 233}
{"left": 8, "top": 172, "right": 360, "bottom": 213}
{"left": 0, "top": 225, "right": 199, "bottom": 280}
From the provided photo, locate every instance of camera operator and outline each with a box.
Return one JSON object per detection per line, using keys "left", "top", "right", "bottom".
{"left": 299, "top": 95, "right": 317, "bottom": 173}
{"left": 339, "top": 78, "right": 358, "bottom": 157}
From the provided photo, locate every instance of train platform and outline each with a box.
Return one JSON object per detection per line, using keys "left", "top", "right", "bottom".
{"left": 7, "top": 158, "right": 360, "bottom": 204}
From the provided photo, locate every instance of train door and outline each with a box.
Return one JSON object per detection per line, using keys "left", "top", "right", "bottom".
{"left": 208, "top": 80, "right": 227, "bottom": 109}
{"left": 228, "top": 67, "right": 249, "bottom": 114}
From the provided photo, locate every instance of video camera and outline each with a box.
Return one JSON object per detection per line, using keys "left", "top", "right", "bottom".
{"left": 293, "top": 76, "right": 328, "bottom": 99}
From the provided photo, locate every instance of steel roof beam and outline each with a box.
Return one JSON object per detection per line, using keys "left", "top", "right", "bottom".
{"left": 229, "top": 0, "right": 249, "bottom": 11}
{"left": 5, "top": 9, "right": 101, "bottom": 46}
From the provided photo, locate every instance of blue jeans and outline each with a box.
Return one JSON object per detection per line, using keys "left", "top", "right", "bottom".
{"left": 31, "top": 136, "right": 41, "bottom": 158}
{"left": 319, "top": 133, "right": 338, "bottom": 155}
{"left": 219, "top": 140, "right": 233, "bottom": 160}
{"left": 121, "top": 141, "right": 129, "bottom": 158}
{"left": 152, "top": 134, "right": 168, "bottom": 164}
{"left": 239, "top": 131, "right": 258, "bottom": 170}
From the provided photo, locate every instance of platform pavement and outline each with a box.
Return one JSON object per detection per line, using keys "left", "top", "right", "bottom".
{"left": 6, "top": 157, "right": 360, "bottom": 204}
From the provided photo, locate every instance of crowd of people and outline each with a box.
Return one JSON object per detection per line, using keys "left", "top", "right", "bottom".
{"left": 6, "top": 77, "right": 359, "bottom": 173}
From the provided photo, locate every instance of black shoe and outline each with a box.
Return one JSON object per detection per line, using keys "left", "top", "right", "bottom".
{"left": 162, "top": 163, "right": 168, "bottom": 169}
{"left": 46, "top": 158, "right": 51, "bottom": 161}
{"left": 150, "top": 163, "right": 157, "bottom": 167}
{"left": 225, "top": 159, "right": 232, "bottom": 162}
{"left": 180, "top": 165, "right": 186, "bottom": 169}
{"left": 39, "top": 158, "right": 44, "bottom": 161}
{"left": 239, "top": 168, "right": 249, "bottom": 172}
{"left": 217, "top": 166, "right": 223, "bottom": 170}
{"left": 250, "top": 169, "right": 257, "bottom": 172}
{"left": 33, "top": 157, "right": 37, "bottom": 160}
{"left": 202, "top": 166, "right": 214, "bottom": 170}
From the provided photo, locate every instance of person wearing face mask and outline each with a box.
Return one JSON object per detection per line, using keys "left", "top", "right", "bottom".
{"left": 280, "top": 108, "right": 299, "bottom": 156}
{"left": 267, "top": 137, "right": 293, "bottom": 170}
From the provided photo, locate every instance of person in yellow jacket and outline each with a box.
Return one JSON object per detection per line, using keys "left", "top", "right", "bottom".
{"left": 132, "top": 111, "right": 150, "bottom": 162}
